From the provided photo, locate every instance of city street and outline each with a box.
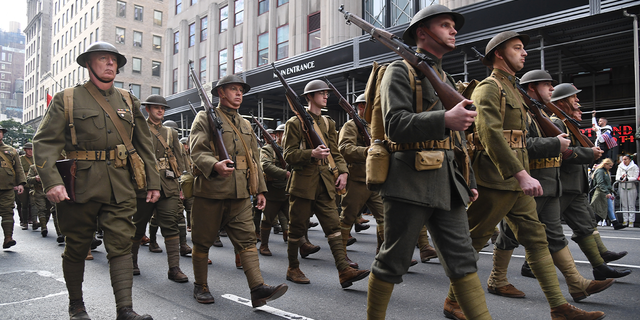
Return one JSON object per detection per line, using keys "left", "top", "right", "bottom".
{"left": 2, "top": 212, "right": 639, "bottom": 320}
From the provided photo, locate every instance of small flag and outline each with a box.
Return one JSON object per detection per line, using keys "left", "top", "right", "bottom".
{"left": 46, "top": 93, "right": 53, "bottom": 108}
{"left": 602, "top": 131, "right": 618, "bottom": 149}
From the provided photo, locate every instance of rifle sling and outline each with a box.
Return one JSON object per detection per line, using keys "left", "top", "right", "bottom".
{"left": 148, "top": 125, "right": 180, "bottom": 174}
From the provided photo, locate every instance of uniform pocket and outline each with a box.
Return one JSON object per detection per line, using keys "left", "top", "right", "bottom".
{"left": 73, "top": 108, "right": 103, "bottom": 142}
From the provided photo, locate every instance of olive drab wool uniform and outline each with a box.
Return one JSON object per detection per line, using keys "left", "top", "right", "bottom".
{"left": 180, "top": 142, "right": 195, "bottom": 228}
{"left": 467, "top": 68, "right": 567, "bottom": 307}
{"left": 283, "top": 112, "right": 350, "bottom": 271}
{"left": 260, "top": 143, "right": 289, "bottom": 234}
{"left": 27, "top": 164, "right": 60, "bottom": 236}
{"left": 372, "top": 54, "right": 479, "bottom": 283}
{"left": 0, "top": 141, "right": 26, "bottom": 242}
{"left": 189, "top": 106, "right": 268, "bottom": 289}
{"left": 18, "top": 153, "right": 33, "bottom": 226}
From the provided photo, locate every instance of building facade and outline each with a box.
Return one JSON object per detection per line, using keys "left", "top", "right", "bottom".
{"left": 0, "top": 28, "right": 25, "bottom": 122}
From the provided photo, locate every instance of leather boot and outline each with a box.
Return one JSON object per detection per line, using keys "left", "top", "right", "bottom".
{"left": 367, "top": 273, "right": 394, "bottom": 320}
{"left": 420, "top": 244, "right": 438, "bottom": 262}
{"left": 550, "top": 303, "right": 605, "bottom": 320}
{"left": 213, "top": 236, "right": 223, "bottom": 247}
{"left": 521, "top": 261, "right": 535, "bottom": 278}
{"left": 140, "top": 235, "right": 150, "bottom": 246}
{"left": 259, "top": 224, "right": 272, "bottom": 256}
{"left": 354, "top": 223, "right": 369, "bottom": 232}
{"left": 115, "top": 307, "right": 153, "bottom": 320}
{"left": 235, "top": 253, "right": 242, "bottom": 269}
{"left": 487, "top": 248, "right": 525, "bottom": 298}
{"left": 193, "top": 283, "right": 215, "bottom": 304}
{"left": 250, "top": 283, "right": 288, "bottom": 308}
{"left": 165, "top": 237, "right": 188, "bottom": 282}
{"left": 347, "top": 234, "right": 357, "bottom": 246}
{"left": 339, "top": 267, "right": 370, "bottom": 288}
{"left": 450, "top": 273, "right": 491, "bottom": 320}
{"left": 109, "top": 254, "right": 134, "bottom": 311}
{"left": 593, "top": 263, "right": 632, "bottom": 280}
{"left": 131, "top": 240, "right": 141, "bottom": 276}
{"left": 299, "top": 238, "right": 320, "bottom": 258}
{"left": 2, "top": 237, "right": 16, "bottom": 249}
{"left": 2, "top": 223, "right": 16, "bottom": 249}
{"left": 551, "top": 246, "right": 614, "bottom": 302}
{"left": 286, "top": 267, "right": 310, "bottom": 284}
{"left": 345, "top": 254, "right": 359, "bottom": 269}
{"left": 612, "top": 220, "right": 627, "bottom": 230}
{"left": 69, "top": 299, "right": 91, "bottom": 320}
{"left": 443, "top": 297, "right": 466, "bottom": 320}
{"left": 600, "top": 250, "right": 628, "bottom": 263}
{"left": 148, "top": 242, "right": 162, "bottom": 253}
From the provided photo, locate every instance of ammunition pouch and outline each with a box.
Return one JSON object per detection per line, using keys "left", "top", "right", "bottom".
{"left": 529, "top": 156, "right": 562, "bottom": 170}
{"left": 415, "top": 150, "right": 444, "bottom": 171}
{"left": 67, "top": 150, "right": 117, "bottom": 161}
{"left": 387, "top": 136, "right": 454, "bottom": 152}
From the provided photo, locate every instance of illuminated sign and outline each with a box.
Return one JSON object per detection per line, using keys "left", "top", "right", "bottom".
{"left": 580, "top": 125, "right": 635, "bottom": 144}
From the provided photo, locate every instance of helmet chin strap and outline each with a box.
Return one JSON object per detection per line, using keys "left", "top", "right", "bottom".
{"left": 87, "top": 64, "right": 113, "bottom": 84}
{"left": 495, "top": 49, "right": 519, "bottom": 74}
{"left": 422, "top": 27, "right": 455, "bottom": 51}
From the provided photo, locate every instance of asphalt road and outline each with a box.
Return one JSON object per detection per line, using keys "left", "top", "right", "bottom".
{"left": 1, "top": 211, "right": 639, "bottom": 320}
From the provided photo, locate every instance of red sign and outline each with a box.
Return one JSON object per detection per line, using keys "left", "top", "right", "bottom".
{"left": 580, "top": 125, "right": 635, "bottom": 143}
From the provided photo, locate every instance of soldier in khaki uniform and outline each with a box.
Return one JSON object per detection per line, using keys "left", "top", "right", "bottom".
{"left": 1, "top": 125, "right": 26, "bottom": 249}
{"left": 189, "top": 75, "right": 287, "bottom": 307}
{"left": 283, "top": 79, "right": 370, "bottom": 288}
{"left": 27, "top": 164, "right": 61, "bottom": 238}
{"left": 33, "top": 42, "right": 159, "bottom": 320}
{"left": 489, "top": 70, "right": 614, "bottom": 303}
{"left": 130, "top": 95, "right": 189, "bottom": 282}
{"left": 463, "top": 31, "right": 604, "bottom": 319}
{"left": 179, "top": 137, "right": 194, "bottom": 231}
{"left": 258, "top": 124, "right": 289, "bottom": 256}
{"left": 18, "top": 142, "right": 36, "bottom": 230}
{"left": 365, "top": 6, "right": 489, "bottom": 320}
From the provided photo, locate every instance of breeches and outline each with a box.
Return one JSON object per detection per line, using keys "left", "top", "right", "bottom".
{"left": 133, "top": 194, "right": 181, "bottom": 240}
{"left": 191, "top": 197, "right": 256, "bottom": 254}
{"left": 340, "top": 179, "right": 384, "bottom": 226}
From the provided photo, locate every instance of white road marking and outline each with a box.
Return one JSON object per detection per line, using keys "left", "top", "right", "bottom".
{"left": 0, "top": 291, "right": 67, "bottom": 306}
{"left": 0, "top": 270, "right": 68, "bottom": 306}
{"left": 222, "top": 293, "right": 315, "bottom": 320}
{"left": 480, "top": 252, "right": 640, "bottom": 269}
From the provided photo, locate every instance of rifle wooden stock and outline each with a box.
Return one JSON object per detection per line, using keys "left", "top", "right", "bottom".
{"left": 251, "top": 115, "right": 287, "bottom": 168}
{"left": 539, "top": 99, "right": 595, "bottom": 148}
{"left": 339, "top": 5, "right": 474, "bottom": 111}
{"left": 188, "top": 61, "right": 233, "bottom": 166}
{"left": 516, "top": 84, "right": 564, "bottom": 138}
{"left": 271, "top": 63, "right": 325, "bottom": 148}
{"left": 323, "top": 77, "right": 371, "bottom": 146}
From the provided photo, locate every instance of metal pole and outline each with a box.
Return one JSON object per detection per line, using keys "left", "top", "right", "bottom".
{"left": 540, "top": 36, "right": 545, "bottom": 70}
{"left": 463, "top": 52, "right": 468, "bottom": 82}
{"left": 623, "top": 10, "right": 640, "bottom": 153}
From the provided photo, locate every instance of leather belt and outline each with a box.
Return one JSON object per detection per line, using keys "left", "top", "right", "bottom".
{"left": 67, "top": 150, "right": 116, "bottom": 161}
{"left": 529, "top": 156, "right": 562, "bottom": 170}
{"left": 388, "top": 137, "right": 453, "bottom": 152}
{"left": 469, "top": 130, "right": 526, "bottom": 151}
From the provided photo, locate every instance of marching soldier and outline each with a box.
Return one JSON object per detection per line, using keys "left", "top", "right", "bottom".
{"left": 463, "top": 31, "right": 604, "bottom": 319}
{"left": 27, "top": 164, "right": 61, "bottom": 238}
{"left": 283, "top": 79, "right": 370, "bottom": 288}
{"left": 259, "top": 124, "right": 289, "bottom": 256}
{"left": 366, "top": 6, "right": 490, "bottom": 319}
{"left": 130, "top": 95, "right": 189, "bottom": 282}
{"left": 1, "top": 125, "right": 26, "bottom": 249}
{"left": 189, "top": 74, "right": 287, "bottom": 307}
{"left": 179, "top": 137, "right": 194, "bottom": 232}
{"left": 18, "top": 142, "right": 36, "bottom": 230}
{"left": 489, "top": 69, "right": 615, "bottom": 302}
{"left": 33, "top": 42, "right": 159, "bottom": 320}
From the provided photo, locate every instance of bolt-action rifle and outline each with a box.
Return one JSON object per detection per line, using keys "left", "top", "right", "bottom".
{"left": 338, "top": 5, "right": 474, "bottom": 111}
{"left": 323, "top": 77, "right": 371, "bottom": 146}
{"left": 251, "top": 114, "right": 286, "bottom": 168}
{"left": 188, "top": 61, "right": 234, "bottom": 167}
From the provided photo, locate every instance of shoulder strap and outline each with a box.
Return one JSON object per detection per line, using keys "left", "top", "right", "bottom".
{"left": 0, "top": 150, "right": 16, "bottom": 178}
{"left": 402, "top": 60, "right": 424, "bottom": 113}
{"left": 25, "top": 156, "right": 33, "bottom": 166}
{"left": 484, "top": 76, "right": 506, "bottom": 121}
{"left": 115, "top": 88, "right": 133, "bottom": 109}
{"left": 316, "top": 116, "right": 339, "bottom": 174}
{"left": 63, "top": 88, "right": 78, "bottom": 146}
{"left": 148, "top": 125, "right": 180, "bottom": 174}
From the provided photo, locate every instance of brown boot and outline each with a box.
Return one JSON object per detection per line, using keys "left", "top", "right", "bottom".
{"left": 259, "top": 244, "right": 272, "bottom": 256}
{"left": 148, "top": 242, "right": 162, "bottom": 253}
{"left": 420, "top": 244, "right": 438, "bottom": 262}
{"left": 2, "top": 237, "right": 16, "bottom": 249}
{"left": 168, "top": 266, "right": 189, "bottom": 283}
{"left": 115, "top": 306, "right": 152, "bottom": 320}
{"left": 235, "top": 253, "right": 242, "bottom": 269}
{"left": 180, "top": 242, "right": 192, "bottom": 257}
{"left": 487, "top": 284, "right": 525, "bottom": 298}
{"left": 550, "top": 303, "right": 605, "bottom": 320}
{"left": 443, "top": 297, "right": 466, "bottom": 320}
{"left": 345, "top": 254, "right": 359, "bottom": 269}
{"left": 286, "top": 267, "right": 310, "bottom": 284}
{"left": 250, "top": 283, "right": 288, "bottom": 307}
{"left": 339, "top": 266, "right": 370, "bottom": 288}
{"left": 299, "top": 240, "right": 320, "bottom": 258}
{"left": 69, "top": 299, "right": 91, "bottom": 320}
{"left": 193, "top": 283, "right": 215, "bottom": 304}
{"left": 570, "top": 279, "right": 615, "bottom": 302}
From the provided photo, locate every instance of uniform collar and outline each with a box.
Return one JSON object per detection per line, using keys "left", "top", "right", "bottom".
{"left": 86, "top": 81, "right": 116, "bottom": 96}
{"left": 146, "top": 118, "right": 162, "bottom": 129}
{"left": 416, "top": 48, "right": 443, "bottom": 72}
{"left": 492, "top": 68, "right": 517, "bottom": 86}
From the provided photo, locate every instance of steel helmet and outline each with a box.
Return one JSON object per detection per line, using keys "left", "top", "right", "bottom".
{"left": 483, "top": 31, "right": 530, "bottom": 67}
{"left": 23, "top": 142, "right": 33, "bottom": 149}
{"left": 179, "top": 137, "right": 189, "bottom": 144}
{"left": 551, "top": 83, "right": 582, "bottom": 102}
{"left": 402, "top": 5, "right": 465, "bottom": 46}
{"left": 211, "top": 74, "right": 251, "bottom": 97}
{"left": 0, "top": 125, "right": 7, "bottom": 134}
{"left": 76, "top": 41, "right": 127, "bottom": 68}
{"left": 266, "top": 129, "right": 274, "bottom": 134}
{"left": 519, "top": 70, "right": 557, "bottom": 86}
{"left": 163, "top": 120, "right": 178, "bottom": 129}
{"left": 141, "top": 94, "right": 169, "bottom": 108}
{"left": 275, "top": 124, "right": 286, "bottom": 132}
{"left": 354, "top": 94, "right": 366, "bottom": 104}
{"left": 302, "top": 80, "right": 330, "bottom": 95}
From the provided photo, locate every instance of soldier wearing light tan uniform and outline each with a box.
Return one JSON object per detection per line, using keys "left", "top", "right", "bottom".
{"left": 0, "top": 125, "right": 25, "bottom": 249}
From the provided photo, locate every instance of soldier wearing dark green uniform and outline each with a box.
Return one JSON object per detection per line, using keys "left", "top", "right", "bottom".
{"left": 463, "top": 31, "right": 604, "bottom": 319}
{"left": 179, "top": 137, "right": 194, "bottom": 232}
{"left": 489, "top": 70, "right": 614, "bottom": 302}
{"left": 259, "top": 124, "right": 289, "bottom": 256}
{"left": 550, "top": 83, "right": 632, "bottom": 280}
{"left": 18, "top": 142, "right": 36, "bottom": 230}
{"left": 130, "top": 95, "right": 189, "bottom": 282}
{"left": 283, "top": 79, "right": 370, "bottom": 288}
{"left": 337, "top": 93, "right": 384, "bottom": 268}
{"left": 1, "top": 125, "right": 26, "bottom": 249}
{"left": 366, "top": 6, "right": 490, "bottom": 320}
{"left": 33, "top": 42, "right": 159, "bottom": 320}
{"left": 189, "top": 75, "right": 287, "bottom": 307}
{"left": 27, "top": 164, "right": 61, "bottom": 238}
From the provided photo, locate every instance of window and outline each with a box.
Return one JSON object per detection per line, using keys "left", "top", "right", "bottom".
{"left": 116, "top": 27, "right": 125, "bottom": 44}
{"left": 153, "top": 35, "right": 162, "bottom": 50}
{"left": 154, "top": 10, "right": 162, "bottom": 26}
{"left": 95, "top": 27, "right": 99, "bottom": 41}
{"left": 257, "top": 32, "right": 268, "bottom": 66}
{"left": 199, "top": 57, "right": 206, "bottom": 83}
{"left": 234, "top": 0, "right": 244, "bottom": 25}
{"left": 131, "top": 84, "right": 141, "bottom": 98}
{"left": 152, "top": 61, "right": 161, "bottom": 77}
{"left": 173, "top": 31, "right": 179, "bottom": 54}
{"left": 134, "top": 5, "right": 143, "bottom": 21}
{"left": 188, "top": 61, "right": 194, "bottom": 89}
{"left": 308, "top": 12, "right": 321, "bottom": 51}
{"left": 172, "top": 68, "right": 178, "bottom": 94}
{"left": 259, "top": 0, "right": 268, "bottom": 15}
{"left": 278, "top": 0, "right": 288, "bottom": 5}
{"left": 191, "top": 0, "right": 197, "bottom": 4}
{"left": 91, "top": 7, "right": 94, "bottom": 23}
{"left": 114, "top": 82, "right": 124, "bottom": 89}
{"left": 133, "top": 31, "right": 142, "bottom": 47}
{"left": 151, "top": 87, "right": 161, "bottom": 95}
{"left": 276, "top": 24, "right": 289, "bottom": 60}
{"left": 233, "top": 42, "right": 243, "bottom": 73}
{"left": 132, "top": 57, "right": 142, "bottom": 73}
{"left": 219, "top": 6, "right": 228, "bottom": 32}
{"left": 200, "top": 17, "right": 208, "bottom": 41}
{"left": 96, "top": 1, "right": 99, "bottom": 18}
{"left": 218, "top": 49, "right": 227, "bottom": 77}
{"left": 188, "top": 23, "right": 195, "bottom": 47}
{"left": 175, "top": 0, "right": 182, "bottom": 15}
{"left": 84, "top": 13, "right": 87, "bottom": 29}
